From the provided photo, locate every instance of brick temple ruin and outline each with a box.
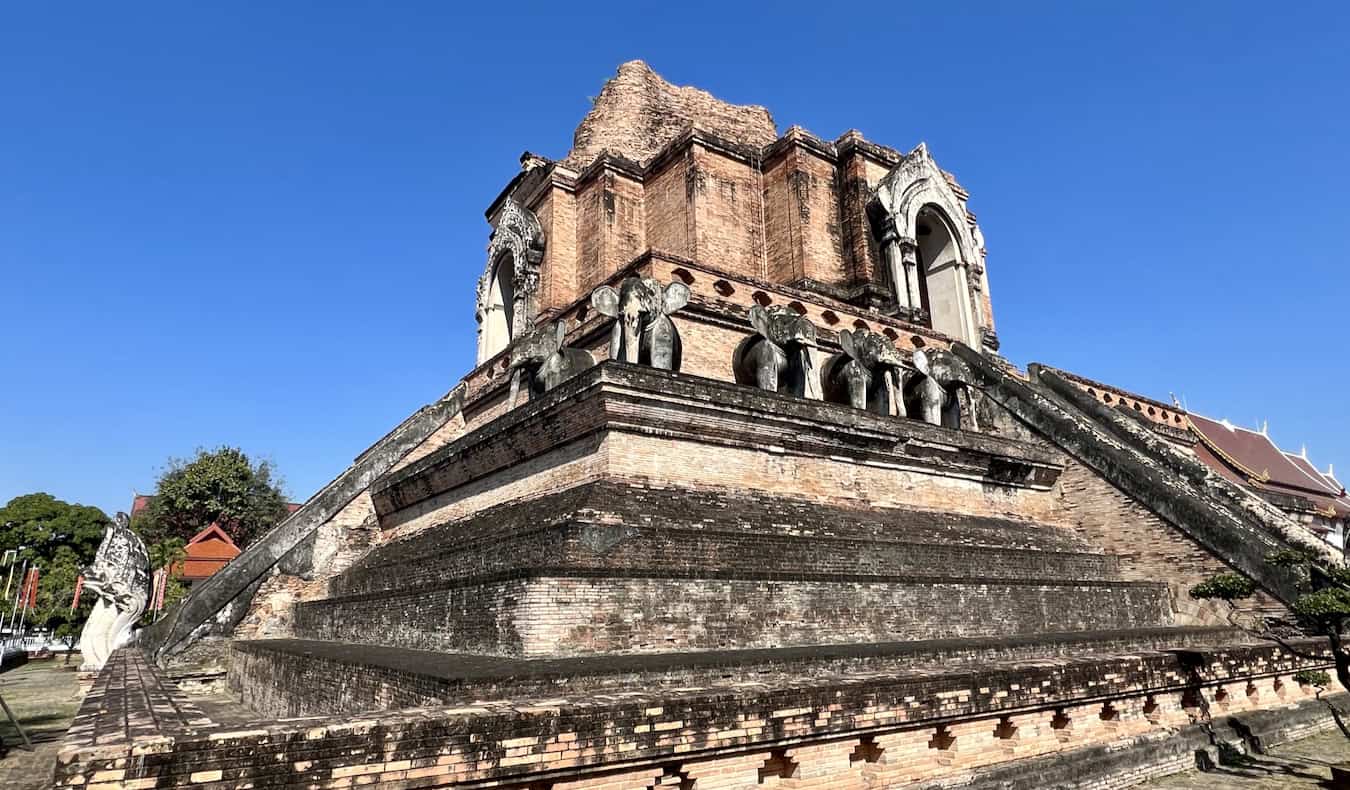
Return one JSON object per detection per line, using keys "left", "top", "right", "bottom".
{"left": 59, "top": 61, "right": 1348, "bottom": 789}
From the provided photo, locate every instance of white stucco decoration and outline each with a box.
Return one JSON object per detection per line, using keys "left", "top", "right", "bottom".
{"left": 78, "top": 512, "right": 150, "bottom": 671}
{"left": 871, "top": 144, "right": 985, "bottom": 347}
{"left": 475, "top": 196, "right": 545, "bottom": 363}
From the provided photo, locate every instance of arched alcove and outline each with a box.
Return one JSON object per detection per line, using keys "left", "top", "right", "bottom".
{"left": 475, "top": 197, "right": 545, "bottom": 364}
{"left": 868, "top": 144, "right": 985, "bottom": 348}
{"left": 914, "top": 205, "right": 967, "bottom": 342}
{"left": 480, "top": 252, "right": 515, "bottom": 360}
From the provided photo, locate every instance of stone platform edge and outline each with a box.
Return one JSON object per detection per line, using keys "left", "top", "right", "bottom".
{"left": 371, "top": 361, "right": 1067, "bottom": 519}
{"left": 55, "top": 640, "right": 1341, "bottom": 789}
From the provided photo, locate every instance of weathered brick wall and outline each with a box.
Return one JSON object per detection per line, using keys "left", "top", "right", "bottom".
{"left": 762, "top": 134, "right": 847, "bottom": 287}
{"left": 295, "top": 576, "right": 529, "bottom": 655}
{"left": 691, "top": 144, "right": 765, "bottom": 275}
{"left": 60, "top": 643, "right": 1343, "bottom": 790}
{"left": 1056, "top": 459, "right": 1281, "bottom": 623}
{"left": 378, "top": 433, "right": 609, "bottom": 537}
{"left": 228, "top": 626, "right": 1238, "bottom": 718}
{"left": 603, "top": 432, "right": 1065, "bottom": 524}
{"left": 644, "top": 154, "right": 692, "bottom": 259}
{"left": 293, "top": 575, "right": 1169, "bottom": 658}
{"left": 328, "top": 508, "right": 1119, "bottom": 600}
{"left": 538, "top": 184, "right": 578, "bottom": 321}
{"left": 232, "top": 490, "right": 382, "bottom": 641}
{"left": 562, "top": 60, "right": 777, "bottom": 172}
{"left": 574, "top": 174, "right": 607, "bottom": 296}
{"left": 375, "top": 364, "right": 1070, "bottom": 540}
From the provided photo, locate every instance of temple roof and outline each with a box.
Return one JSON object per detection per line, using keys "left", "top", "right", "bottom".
{"left": 1186, "top": 413, "right": 1350, "bottom": 519}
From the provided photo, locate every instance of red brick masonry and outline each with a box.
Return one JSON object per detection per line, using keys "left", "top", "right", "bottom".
{"left": 56, "top": 641, "right": 1341, "bottom": 790}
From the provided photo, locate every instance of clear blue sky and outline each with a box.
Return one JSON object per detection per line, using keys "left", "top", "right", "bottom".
{"left": 3, "top": 2, "right": 1347, "bottom": 516}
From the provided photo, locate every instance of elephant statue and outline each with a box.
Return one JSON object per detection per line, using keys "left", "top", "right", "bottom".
{"left": 824, "top": 328, "right": 908, "bottom": 417}
{"left": 508, "top": 320, "right": 595, "bottom": 407}
{"left": 590, "top": 276, "right": 690, "bottom": 370}
{"left": 908, "top": 349, "right": 975, "bottom": 429}
{"left": 734, "top": 305, "right": 822, "bottom": 399}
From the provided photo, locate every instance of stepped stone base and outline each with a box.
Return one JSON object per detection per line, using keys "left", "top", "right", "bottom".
{"left": 293, "top": 574, "right": 1172, "bottom": 658}
{"left": 230, "top": 627, "right": 1245, "bottom": 718}
{"left": 56, "top": 643, "right": 1345, "bottom": 789}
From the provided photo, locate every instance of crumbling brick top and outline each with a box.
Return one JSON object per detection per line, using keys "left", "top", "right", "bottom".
{"left": 563, "top": 60, "right": 777, "bottom": 170}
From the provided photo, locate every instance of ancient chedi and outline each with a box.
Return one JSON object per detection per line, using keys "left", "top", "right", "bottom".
{"left": 61, "top": 61, "right": 1345, "bottom": 790}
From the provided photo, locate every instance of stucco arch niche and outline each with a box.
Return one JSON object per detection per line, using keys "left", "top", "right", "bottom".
{"left": 868, "top": 144, "right": 987, "bottom": 348}
{"left": 475, "top": 197, "right": 545, "bottom": 363}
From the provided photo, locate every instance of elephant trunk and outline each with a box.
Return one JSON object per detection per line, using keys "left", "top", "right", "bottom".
{"left": 883, "top": 368, "right": 903, "bottom": 417}
{"left": 845, "top": 361, "right": 869, "bottom": 411}
{"left": 795, "top": 343, "right": 821, "bottom": 400}
{"left": 620, "top": 308, "right": 642, "bottom": 364}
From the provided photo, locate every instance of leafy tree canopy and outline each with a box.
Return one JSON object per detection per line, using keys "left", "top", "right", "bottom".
{"left": 1191, "top": 549, "right": 1350, "bottom": 739}
{"left": 0, "top": 494, "right": 108, "bottom": 636}
{"left": 134, "top": 446, "right": 289, "bottom": 551}
{"left": 0, "top": 493, "right": 108, "bottom": 570}
{"left": 29, "top": 545, "right": 93, "bottom": 633}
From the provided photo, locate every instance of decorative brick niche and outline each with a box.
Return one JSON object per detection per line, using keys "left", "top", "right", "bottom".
{"left": 758, "top": 749, "right": 799, "bottom": 783}
{"left": 1051, "top": 709, "right": 1073, "bottom": 742}
{"left": 849, "top": 735, "right": 884, "bottom": 765}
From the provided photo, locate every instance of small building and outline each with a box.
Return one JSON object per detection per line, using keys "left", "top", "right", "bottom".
{"left": 129, "top": 495, "right": 301, "bottom": 583}
{"left": 171, "top": 524, "right": 242, "bottom": 583}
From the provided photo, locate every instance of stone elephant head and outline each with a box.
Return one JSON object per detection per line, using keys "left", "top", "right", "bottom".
{"left": 826, "top": 328, "right": 908, "bottom": 417}
{"left": 590, "top": 276, "right": 690, "bottom": 370}
{"left": 908, "top": 348, "right": 974, "bottom": 429}
{"left": 508, "top": 320, "right": 596, "bottom": 407}
{"left": 734, "top": 305, "right": 822, "bottom": 399}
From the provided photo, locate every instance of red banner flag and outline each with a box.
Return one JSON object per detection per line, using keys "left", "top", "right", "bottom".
{"left": 154, "top": 567, "right": 168, "bottom": 612}
{"left": 21, "top": 568, "right": 39, "bottom": 611}
{"left": 71, "top": 575, "right": 84, "bottom": 611}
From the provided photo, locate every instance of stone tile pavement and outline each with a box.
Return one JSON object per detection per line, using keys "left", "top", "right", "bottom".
{"left": 0, "top": 657, "right": 84, "bottom": 790}
{"left": 1145, "top": 728, "right": 1350, "bottom": 788}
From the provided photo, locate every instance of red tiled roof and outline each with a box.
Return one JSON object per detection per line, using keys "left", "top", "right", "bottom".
{"left": 130, "top": 494, "right": 154, "bottom": 518}
{"left": 1186, "top": 414, "right": 1350, "bottom": 518}
{"left": 1058, "top": 373, "right": 1348, "bottom": 524}
{"left": 172, "top": 524, "right": 243, "bottom": 581}
{"left": 132, "top": 494, "right": 302, "bottom": 582}
{"left": 185, "top": 523, "right": 240, "bottom": 552}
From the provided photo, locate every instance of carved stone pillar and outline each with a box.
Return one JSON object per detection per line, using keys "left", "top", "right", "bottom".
{"left": 875, "top": 213, "right": 911, "bottom": 314}
{"left": 950, "top": 257, "right": 978, "bottom": 346}
{"left": 899, "top": 238, "right": 923, "bottom": 320}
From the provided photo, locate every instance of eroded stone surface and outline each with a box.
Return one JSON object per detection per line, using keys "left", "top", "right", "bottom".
{"left": 563, "top": 60, "right": 777, "bottom": 170}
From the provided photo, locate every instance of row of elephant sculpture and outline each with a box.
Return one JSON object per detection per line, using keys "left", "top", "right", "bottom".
{"left": 507, "top": 276, "right": 971, "bottom": 429}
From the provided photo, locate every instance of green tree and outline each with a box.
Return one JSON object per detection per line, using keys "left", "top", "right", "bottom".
{"left": 134, "top": 447, "right": 289, "bottom": 550}
{"left": 29, "top": 545, "right": 93, "bottom": 651}
{"left": 0, "top": 494, "right": 108, "bottom": 646}
{"left": 139, "top": 539, "right": 189, "bottom": 626}
{"left": 0, "top": 493, "right": 108, "bottom": 570}
{"left": 1191, "top": 550, "right": 1350, "bottom": 736}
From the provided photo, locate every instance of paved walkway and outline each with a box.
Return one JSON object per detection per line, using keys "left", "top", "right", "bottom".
{"left": 0, "top": 657, "right": 84, "bottom": 790}
{"left": 1145, "top": 728, "right": 1350, "bottom": 788}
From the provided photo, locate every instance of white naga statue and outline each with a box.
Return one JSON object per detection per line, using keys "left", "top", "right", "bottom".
{"left": 79, "top": 512, "right": 150, "bottom": 671}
